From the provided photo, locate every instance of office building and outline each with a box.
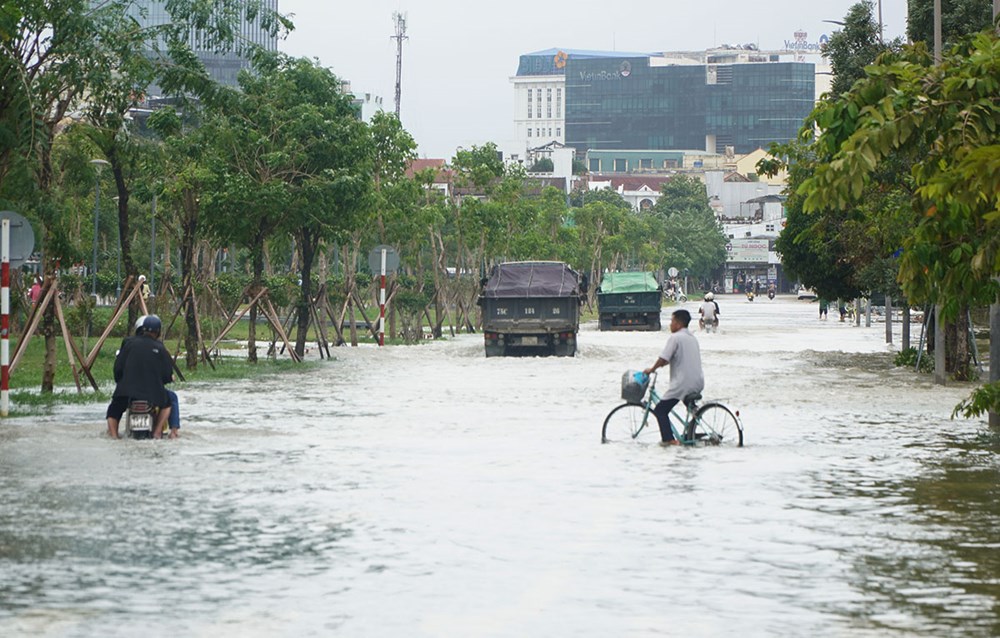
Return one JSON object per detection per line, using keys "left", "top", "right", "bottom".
{"left": 512, "top": 40, "right": 825, "bottom": 158}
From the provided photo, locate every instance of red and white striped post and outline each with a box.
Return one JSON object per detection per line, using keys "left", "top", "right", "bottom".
{"left": 2, "top": 218, "right": 10, "bottom": 417}
{"left": 378, "top": 248, "right": 387, "bottom": 347}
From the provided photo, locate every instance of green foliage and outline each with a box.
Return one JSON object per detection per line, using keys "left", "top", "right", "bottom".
{"left": 907, "top": 0, "right": 996, "bottom": 48}
{"left": 651, "top": 175, "right": 728, "bottom": 278}
{"left": 823, "top": 2, "right": 903, "bottom": 97}
{"left": 798, "top": 34, "right": 1000, "bottom": 318}
{"left": 894, "top": 346, "right": 934, "bottom": 373}
{"left": 528, "top": 158, "right": 554, "bottom": 172}
{"left": 952, "top": 381, "right": 1000, "bottom": 420}
{"left": 213, "top": 272, "right": 251, "bottom": 310}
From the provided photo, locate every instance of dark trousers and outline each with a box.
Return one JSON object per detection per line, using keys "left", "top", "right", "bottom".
{"left": 653, "top": 398, "right": 680, "bottom": 442}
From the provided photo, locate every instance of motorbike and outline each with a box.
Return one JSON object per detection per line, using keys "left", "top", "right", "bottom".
{"left": 767, "top": 289, "right": 775, "bottom": 300}
{"left": 746, "top": 289, "right": 755, "bottom": 302}
{"left": 700, "top": 317, "right": 719, "bottom": 333}
{"left": 124, "top": 400, "right": 156, "bottom": 440}
{"left": 665, "top": 288, "right": 688, "bottom": 303}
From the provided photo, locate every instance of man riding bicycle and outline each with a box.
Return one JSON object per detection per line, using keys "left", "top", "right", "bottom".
{"left": 643, "top": 309, "right": 705, "bottom": 446}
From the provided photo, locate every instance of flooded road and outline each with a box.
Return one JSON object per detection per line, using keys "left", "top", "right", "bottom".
{"left": 1, "top": 295, "right": 998, "bottom": 637}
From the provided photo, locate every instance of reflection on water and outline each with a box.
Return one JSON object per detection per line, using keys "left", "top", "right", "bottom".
{"left": 0, "top": 298, "right": 997, "bottom": 637}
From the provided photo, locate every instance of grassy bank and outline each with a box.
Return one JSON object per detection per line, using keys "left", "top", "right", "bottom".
{"left": 6, "top": 334, "right": 311, "bottom": 417}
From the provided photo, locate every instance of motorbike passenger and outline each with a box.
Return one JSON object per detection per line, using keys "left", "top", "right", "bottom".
{"left": 699, "top": 292, "right": 720, "bottom": 331}
{"left": 105, "top": 314, "right": 175, "bottom": 439}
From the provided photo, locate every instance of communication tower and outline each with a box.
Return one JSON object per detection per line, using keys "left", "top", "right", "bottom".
{"left": 391, "top": 12, "right": 408, "bottom": 118}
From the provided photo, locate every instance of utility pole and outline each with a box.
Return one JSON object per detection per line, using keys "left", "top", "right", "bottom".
{"left": 934, "top": 0, "right": 942, "bottom": 63}
{"left": 391, "top": 12, "right": 408, "bottom": 118}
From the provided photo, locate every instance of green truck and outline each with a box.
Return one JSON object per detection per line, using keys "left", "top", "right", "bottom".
{"left": 597, "top": 272, "right": 663, "bottom": 331}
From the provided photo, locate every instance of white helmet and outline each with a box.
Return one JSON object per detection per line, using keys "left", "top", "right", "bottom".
{"left": 705, "top": 292, "right": 714, "bottom": 301}
{"left": 134, "top": 315, "right": 147, "bottom": 335}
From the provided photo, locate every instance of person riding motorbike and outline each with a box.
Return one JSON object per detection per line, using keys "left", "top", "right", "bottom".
{"left": 698, "top": 292, "right": 720, "bottom": 331}
{"left": 105, "top": 315, "right": 176, "bottom": 439}
{"left": 746, "top": 287, "right": 755, "bottom": 302}
{"left": 767, "top": 283, "right": 776, "bottom": 300}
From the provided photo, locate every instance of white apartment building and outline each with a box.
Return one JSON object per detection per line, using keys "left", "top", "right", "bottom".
{"left": 511, "top": 73, "right": 566, "bottom": 164}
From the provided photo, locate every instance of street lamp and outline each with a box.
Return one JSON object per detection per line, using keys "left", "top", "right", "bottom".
{"left": 89, "top": 159, "right": 110, "bottom": 298}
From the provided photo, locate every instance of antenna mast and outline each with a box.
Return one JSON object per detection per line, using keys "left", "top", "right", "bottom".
{"left": 391, "top": 12, "right": 408, "bottom": 118}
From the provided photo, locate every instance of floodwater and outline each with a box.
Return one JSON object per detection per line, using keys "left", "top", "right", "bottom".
{"left": 1, "top": 296, "right": 998, "bottom": 637}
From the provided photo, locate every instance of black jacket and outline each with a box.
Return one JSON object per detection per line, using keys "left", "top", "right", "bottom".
{"left": 112, "top": 335, "right": 173, "bottom": 407}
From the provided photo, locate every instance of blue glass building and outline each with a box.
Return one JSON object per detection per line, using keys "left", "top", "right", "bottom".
{"left": 514, "top": 49, "right": 815, "bottom": 156}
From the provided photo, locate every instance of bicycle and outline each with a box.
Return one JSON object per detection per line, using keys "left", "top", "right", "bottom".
{"left": 601, "top": 372, "right": 743, "bottom": 446}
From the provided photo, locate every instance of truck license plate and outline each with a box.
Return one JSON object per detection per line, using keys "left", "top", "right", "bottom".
{"left": 520, "top": 336, "right": 538, "bottom": 346}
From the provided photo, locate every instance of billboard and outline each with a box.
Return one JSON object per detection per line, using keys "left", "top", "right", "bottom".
{"left": 726, "top": 239, "right": 769, "bottom": 263}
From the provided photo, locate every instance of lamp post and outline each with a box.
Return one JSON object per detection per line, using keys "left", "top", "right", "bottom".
{"left": 88, "top": 159, "right": 110, "bottom": 298}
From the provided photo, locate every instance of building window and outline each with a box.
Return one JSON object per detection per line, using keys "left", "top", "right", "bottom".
{"left": 556, "top": 88, "right": 562, "bottom": 117}
{"left": 527, "top": 89, "right": 532, "bottom": 119}
{"left": 548, "top": 128, "right": 552, "bottom": 136}
{"left": 546, "top": 88, "right": 552, "bottom": 118}
{"left": 556, "top": 127, "right": 561, "bottom": 137}
{"left": 614, "top": 158, "right": 627, "bottom": 172}
{"left": 527, "top": 128, "right": 532, "bottom": 137}
{"left": 536, "top": 89, "right": 542, "bottom": 118}
{"left": 639, "top": 159, "right": 652, "bottom": 169}
{"left": 589, "top": 158, "right": 601, "bottom": 172}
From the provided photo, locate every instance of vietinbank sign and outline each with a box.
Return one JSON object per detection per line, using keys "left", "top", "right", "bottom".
{"left": 784, "top": 33, "right": 829, "bottom": 51}
{"left": 579, "top": 61, "right": 633, "bottom": 82}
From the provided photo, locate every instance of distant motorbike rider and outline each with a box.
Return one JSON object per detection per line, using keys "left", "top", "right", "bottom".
{"left": 767, "top": 283, "right": 776, "bottom": 300}
{"left": 105, "top": 315, "right": 175, "bottom": 439}
{"left": 699, "top": 292, "right": 720, "bottom": 330}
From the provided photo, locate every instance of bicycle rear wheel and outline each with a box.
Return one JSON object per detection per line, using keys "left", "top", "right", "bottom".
{"left": 601, "top": 403, "right": 660, "bottom": 444}
{"left": 691, "top": 403, "right": 743, "bottom": 447}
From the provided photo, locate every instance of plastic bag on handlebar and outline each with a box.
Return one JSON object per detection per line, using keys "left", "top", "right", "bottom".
{"left": 621, "top": 370, "right": 650, "bottom": 404}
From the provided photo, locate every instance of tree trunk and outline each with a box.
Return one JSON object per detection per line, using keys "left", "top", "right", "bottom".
{"left": 902, "top": 302, "right": 911, "bottom": 350}
{"left": 109, "top": 151, "right": 138, "bottom": 329}
{"left": 248, "top": 239, "right": 264, "bottom": 363}
{"left": 180, "top": 193, "right": 199, "bottom": 369}
{"left": 946, "top": 309, "right": 973, "bottom": 381}
{"left": 294, "top": 231, "right": 316, "bottom": 358}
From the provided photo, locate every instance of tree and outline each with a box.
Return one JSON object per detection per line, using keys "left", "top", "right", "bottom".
{"left": 798, "top": 34, "right": 1000, "bottom": 387}
{"left": 651, "top": 175, "right": 728, "bottom": 279}
{"left": 202, "top": 53, "right": 372, "bottom": 361}
{"left": 907, "top": 0, "right": 995, "bottom": 47}
{"left": 528, "top": 158, "right": 553, "bottom": 172}
{"left": 823, "top": 2, "right": 903, "bottom": 97}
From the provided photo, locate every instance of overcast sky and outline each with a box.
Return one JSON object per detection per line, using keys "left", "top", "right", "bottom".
{"left": 278, "top": 1, "right": 908, "bottom": 160}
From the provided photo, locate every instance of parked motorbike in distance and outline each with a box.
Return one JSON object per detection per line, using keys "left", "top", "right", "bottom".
{"left": 124, "top": 400, "right": 155, "bottom": 439}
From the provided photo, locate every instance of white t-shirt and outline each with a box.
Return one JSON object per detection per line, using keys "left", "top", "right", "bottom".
{"left": 658, "top": 328, "right": 705, "bottom": 401}
{"left": 699, "top": 300, "right": 718, "bottom": 321}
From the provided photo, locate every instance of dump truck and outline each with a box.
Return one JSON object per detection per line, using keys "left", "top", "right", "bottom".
{"left": 478, "top": 261, "right": 584, "bottom": 357}
{"left": 597, "top": 271, "right": 662, "bottom": 331}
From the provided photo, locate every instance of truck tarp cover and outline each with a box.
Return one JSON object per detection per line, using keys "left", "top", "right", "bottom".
{"left": 600, "top": 272, "right": 659, "bottom": 294}
{"left": 484, "top": 262, "right": 580, "bottom": 298}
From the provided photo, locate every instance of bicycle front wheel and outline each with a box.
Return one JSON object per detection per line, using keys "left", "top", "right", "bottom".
{"left": 602, "top": 403, "right": 660, "bottom": 444}
{"left": 691, "top": 403, "right": 743, "bottom": 447}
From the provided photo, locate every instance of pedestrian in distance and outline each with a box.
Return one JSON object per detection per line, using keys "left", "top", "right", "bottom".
{"left": 817, "top": 298, "right": 829, "bottom": 320}
{"left": 643, "top": 309, "right": 705, "bottom": 446}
